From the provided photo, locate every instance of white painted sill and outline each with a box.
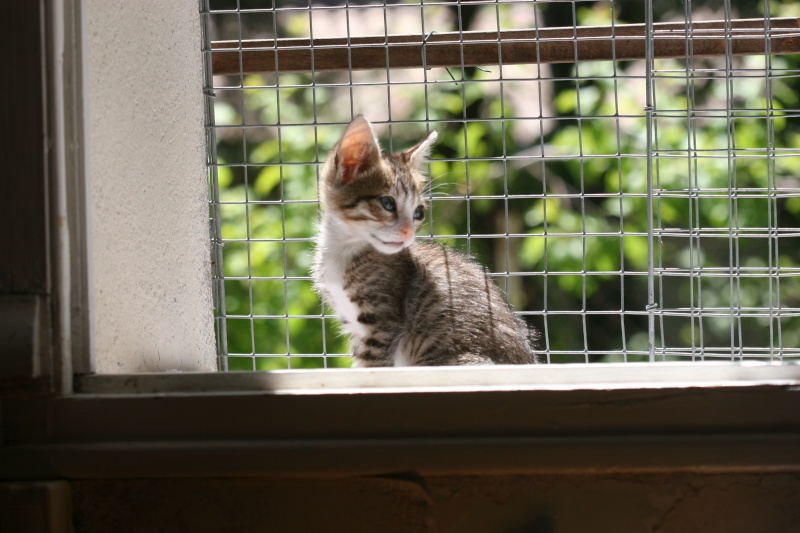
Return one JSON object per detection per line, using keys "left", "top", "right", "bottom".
{"left": 75, "top": 361, "right": 800, "bottom": 394}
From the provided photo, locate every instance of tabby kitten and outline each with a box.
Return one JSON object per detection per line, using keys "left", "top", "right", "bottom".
{"left": 313, "top": 116, "right": 538, "bottom": 366}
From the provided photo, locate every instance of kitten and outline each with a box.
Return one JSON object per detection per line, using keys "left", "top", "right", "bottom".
{"left": 313, "top": 116, "right": 538, "bottom": 366}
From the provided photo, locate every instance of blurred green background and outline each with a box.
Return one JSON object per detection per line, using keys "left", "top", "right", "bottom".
{"left": 208, "top": 0, "right": 800, "bottom": 369}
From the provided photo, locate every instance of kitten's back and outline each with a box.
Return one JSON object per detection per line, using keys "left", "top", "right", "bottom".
{"left": 344, "top": 240, "right": 538, "bottom": 365}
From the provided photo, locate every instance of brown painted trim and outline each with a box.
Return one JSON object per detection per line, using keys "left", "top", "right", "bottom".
{"left": 211, "top": 18, "right": 800, "bottom": 75}
{"left": 0, "top": 2, "right": 49, "bottom": 293}
{"left": 3, "top": 371, "right": 799, "bottom": 479}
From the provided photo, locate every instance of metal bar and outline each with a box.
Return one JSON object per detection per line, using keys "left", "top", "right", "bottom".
{"left": 644, "top": 0, "right": 657, "bottom": 363}
{"left": 200, "top": 0, "right": 229, "bottom": 370}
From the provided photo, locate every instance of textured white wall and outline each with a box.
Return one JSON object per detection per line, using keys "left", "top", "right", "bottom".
{"left": 85, "top": 1, "right": 216, "bottom": 372}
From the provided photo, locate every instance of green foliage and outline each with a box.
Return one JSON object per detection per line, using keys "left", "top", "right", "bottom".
{"left": 212, "top": 1, "right": 800, "bottom": 368}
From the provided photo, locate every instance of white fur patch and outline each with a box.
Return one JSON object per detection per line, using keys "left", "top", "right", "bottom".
{"left": 316, "top": 218, "right": 368, "bottom": 339}
{"left": 392, "top": 345, "right": 413, "bottom": 367}
{"left": 392, "top": 336, "right": 437, "bottom": 367}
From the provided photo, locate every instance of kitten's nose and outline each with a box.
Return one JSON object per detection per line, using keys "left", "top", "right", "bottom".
{"left": 399, "top": 226, "right": 415, "bottom": 242}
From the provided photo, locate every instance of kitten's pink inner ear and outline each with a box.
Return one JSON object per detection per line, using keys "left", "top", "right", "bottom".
{"left": 404, "top": 131, "right": 438, "bottom": 168}
{"left": 337, "top": 118, "right": 379, "bottom": 185}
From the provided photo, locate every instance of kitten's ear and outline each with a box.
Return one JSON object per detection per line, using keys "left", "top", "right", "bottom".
{"left": 403, "top": 130, "right": 438, "bottom": 170}
{"left": 335, "top": 115, "right": 381, "bottom": 185}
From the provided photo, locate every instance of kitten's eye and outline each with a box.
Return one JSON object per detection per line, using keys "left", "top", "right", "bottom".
{"left": 413, "top": 206, "right": 425, "bottom": 221}
{"left": 379, "top": 196, "right": 396, "bottom": 212}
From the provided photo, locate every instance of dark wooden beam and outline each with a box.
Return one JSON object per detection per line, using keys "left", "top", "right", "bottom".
{"left": 212, "top": 17, "right": 800, "bottom": 76}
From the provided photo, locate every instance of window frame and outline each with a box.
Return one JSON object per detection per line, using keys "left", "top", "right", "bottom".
{"left": 2, "top": 365, "right": 800, "bottom": 479}
{"left": 3, "top": 0, "right": 800, "bottom": 484}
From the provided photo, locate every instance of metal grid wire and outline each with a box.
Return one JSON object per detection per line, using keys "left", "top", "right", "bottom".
{"left": 202, "top": 0, "right": 800, "bottom": 370}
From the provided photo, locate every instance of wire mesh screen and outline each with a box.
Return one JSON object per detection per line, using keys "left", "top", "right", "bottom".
{"left": 202, "top": 0, "right": 800, "bottom": 370}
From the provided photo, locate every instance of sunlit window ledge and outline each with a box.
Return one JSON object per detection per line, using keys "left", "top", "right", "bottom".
{"left": 77, "top": 361, "right": 800, "bottom": 394}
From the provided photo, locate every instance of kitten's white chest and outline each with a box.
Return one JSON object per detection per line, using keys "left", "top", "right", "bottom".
{"left": 316, "top": 239, "right": 368, "bottom": 340}
{"left": 324, "top": 273, "right": 365, "bottom": 338}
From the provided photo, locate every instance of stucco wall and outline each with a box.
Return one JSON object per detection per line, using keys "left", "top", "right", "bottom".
{"left": 71, "top": 474, "right": 800, "bottom": 532}
{"left": 84, "top": 1, "right": 215, "bottom": 372}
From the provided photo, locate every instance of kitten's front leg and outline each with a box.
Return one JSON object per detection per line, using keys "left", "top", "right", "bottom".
{"left": 348, "top": 324, "right": 395, "bottom": 367}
